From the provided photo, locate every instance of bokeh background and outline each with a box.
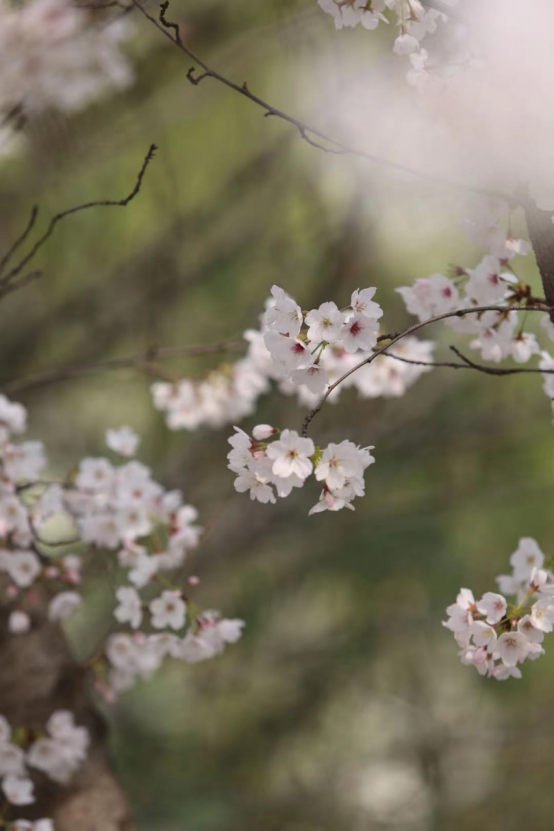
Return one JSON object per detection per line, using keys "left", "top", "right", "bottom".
{"left": 1, "top": 1, "right": 554, "bottom": 828}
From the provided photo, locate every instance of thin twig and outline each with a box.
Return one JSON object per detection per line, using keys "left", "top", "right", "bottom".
{"left": 1, "top": 340, "right": 243, "bottom": 396}
{"left": 301, "top": 303, "right": 552, "bottom": 435}
{"left": 0, "top": 206, "right": 39, "bottom": 275}
{"left": 384, "top": 348, "right": 554, "bottom": 377}
{"left": 447, "top": 346, "right": 552, "bottom": 376}
{"left": 132, "top": 1, "right": 514, "bottom": 205}
{"left": 0, "top": 144, "right": 157, "bottom": 292}
{"left": 0, "top": 270, "right": 42, "bottom": 300}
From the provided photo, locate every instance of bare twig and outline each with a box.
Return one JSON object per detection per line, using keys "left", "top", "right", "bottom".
{"left": 384, "top": 347, "right": 554, "bottom": 377}
{"left": 1, "top": 340, "right": 243, "bottom": 396}
{"left": 0, "top": 144, "right": 157, "bottom": 293}
{"left": 75, "top": 1, "right": 132, "bottom": 8}
{"left": 301, "top": 303, "right": 552, "bottom": 435}
{"left": 447, "top": 346, "right": 552, "bottom": 377}
{"left": 133, "top": 1, "right": 513, "bottom": 205}
{"left": 0, "top": 270, "right": 42, "bottom": 300}
{"left": 0, "top": 206, "right": 39, "bottom": 276}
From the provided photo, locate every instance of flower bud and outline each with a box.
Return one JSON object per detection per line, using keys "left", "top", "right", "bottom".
{"left": 252, "top": 424, "right": 275, "bottom": 441}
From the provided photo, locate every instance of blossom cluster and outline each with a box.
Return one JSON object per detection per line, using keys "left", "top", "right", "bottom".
{"left": 228, "top": 424, "right": 375, "bottom": 515}
{"left": 397, "top": 199, "right": 554, "bottom": 422}
{"left": 152, "top": 291, "right": 434, "bottom": 432}
{"left": 317, "top": 0, "right": 463, "bottom": 91}
{"left": 444, "top": 538, "right": 554, "bottom": 680}
{"left": 0, "top": 709, "right": 88, "bottom": 827}
{"left": 0, "top": 397, "right": 244, "bottom": 703}
{"left": 263, "top": 284, "right": 383, "bottom": 394}
{"left": 0, "top": 0, "right": 133, "bottom": 157}
{"left": 151, "top": 334, "right": 272, "bottom": 430}
{"left": 104, "top": 609, "right": 244, "bottom": 696}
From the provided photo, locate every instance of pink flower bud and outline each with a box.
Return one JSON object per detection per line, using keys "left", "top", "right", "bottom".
{"left": 252, "top": 424, "right": 275, "bottom": 441}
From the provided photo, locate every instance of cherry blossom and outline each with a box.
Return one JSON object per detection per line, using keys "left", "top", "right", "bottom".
{"left": 2, "top": 775, "right": 34, "bottom": 806}
{"left": 27, "top": 711, "right": 89, "bottom": 784}
{"left": 228, "top": 426, "right": 375, "bottom": 514}
{"left": 396, "top": 274, "right": 459, "bottom": 322}
{"left": 263, "top": 285, "right": 303, "bottom": 337}
{"left": 340, "top": 313, "right": 380, "bottom": 354}
{"left": 8, "top": 610, "right": 31, "bottom": 634}
{"left": 305, "top": 302, "right": 345, "bottom": 344}
{"left": 315, "top": 441, "right": 374, "bottom": 491}
{"left": 476, "top": 592, "right": 507, "bottom": 625}
{"left": 48, "top": 591, "right": 82, "bottom": 622}
{"left": 0, "top": 0, "right": 134, "bottom": 157}
{"left": 5, "top": 552, "right": 41, "bottom": 589}
{"left": 445, "top": 538, "right": 554, "bottom": 679}
{"left": 496, "top": 632, "right": 529, "bottom": 667}
{"left": 149, "top": 590, "right": 187, "bottom": 631}
{"left": 266, "top": 430, "right": 315, "bottom": 480}
{"left": 114, "top": 586, "right": 143, "bottom": 630}
{"left": 106, "top": 426, "right": 140, "bottom": 457}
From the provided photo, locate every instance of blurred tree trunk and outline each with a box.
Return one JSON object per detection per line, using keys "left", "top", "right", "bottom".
{"left": 524, "top": 198, "right": 554, "bottom": 312}
{"left": 0, "top": 589, "right": 136, "bottom": 831}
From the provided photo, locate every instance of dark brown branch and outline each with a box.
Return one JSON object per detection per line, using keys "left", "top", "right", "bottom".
{"left": 448, "top": 345, "right": 552, "bottom": 376}
{"left": 384, "top": 347, "right": 554, "bottom": 377}
{"left": 301, "top": 303, "right": 552, "bottom": 435}
{"left": 0, "top": 144, "right": 157, "bottom": 292}
{"left": 0, "top": 269, "right": 42, "bottom": 300}
{"left": 0, "top": 206, "right": 39, "bottom": 275}
{"left": 1, "top": 340, "right": 243, "bottom": 396}
{"left": 132, "top": 1, "right": 514, "bottom": 204}
{"left": 75, "top": 1, "right": 132, "bottom": 8}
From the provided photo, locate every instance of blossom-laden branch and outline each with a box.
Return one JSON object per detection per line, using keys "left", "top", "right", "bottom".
{"left": 0, "top": 395, "right": 245, "bottom": 827}
{"left": 131, "top": 1, "right": 513, "bottom": 205}
{"left": 0, "top": 144, "right": 157, "bottom": 298}
{"left": 301, "top": 303, "right": 551, "bottom": 436}
{"left": 226, "top": 216, "right": 554, "bottom": 517}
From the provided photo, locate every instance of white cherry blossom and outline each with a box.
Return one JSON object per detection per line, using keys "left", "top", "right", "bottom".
{"left": 114, "top": 586, "right": 143, "bottom": 629}
{"left": 48, "top": 591, "right": 81, "bottom": 622}
{"left": 340, "top": 313, "right": 379, "bottom": 353}
{"left": 149, "top": 590, "right": 186, "bottom": 631}
{"left": 496, "top": 632, "right": 530, "bottom": 666}
{"left": 266, "top": 430, "right": 315, "bottom": 480}
{"left": 2, "top": 775, "right": 34, "bottom": 806}
{"left": 8, "top": 610, "right": 31, "bottom": 634}
{"left": 305, "top": 302, "right": 345, "bottom": 344}
{"left": 476, "top": 592, "right": 507, "bottom": 625}
{"left": 291, "top": 362, "right": 329, "bottom": 394}
{"left": 106, "top": 426, "right": 140, "bottom": 457}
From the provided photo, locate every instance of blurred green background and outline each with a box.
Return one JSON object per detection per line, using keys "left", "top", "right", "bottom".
{"left": 2, "top": 1, "right": 554, "bottom": 828}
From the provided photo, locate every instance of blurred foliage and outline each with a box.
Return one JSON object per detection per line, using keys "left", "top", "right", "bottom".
{"left": 2, "top": 0, "right": 554, "bottom": 829}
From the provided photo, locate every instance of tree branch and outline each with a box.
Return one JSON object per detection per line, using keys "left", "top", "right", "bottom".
{"left": 0, "top": 270, "right": 43, "bottom": 301}
{"left": 0, "top": 206, "right": 39, "bottom": 275}
{"left": 301, "top": 303, "right": 552, "bottom": 435}
{"left": 1, "top": 340, "right": 243, "bottom": 396}
{"left": 0, "top": 144, "right": 157, "bottom": 294}
{"left": 132, "top": 1, "right": 513, "bottom": 205}
{"left": 447, "top": 345, "right": 553, "bottom": 376}
{"left": 384, "top": 346, "right": 554, "bottom": 377}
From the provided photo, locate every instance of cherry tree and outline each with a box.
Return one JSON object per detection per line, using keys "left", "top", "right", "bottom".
{"left": 3, "top": 0, "right": 554, "bottom": 828}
